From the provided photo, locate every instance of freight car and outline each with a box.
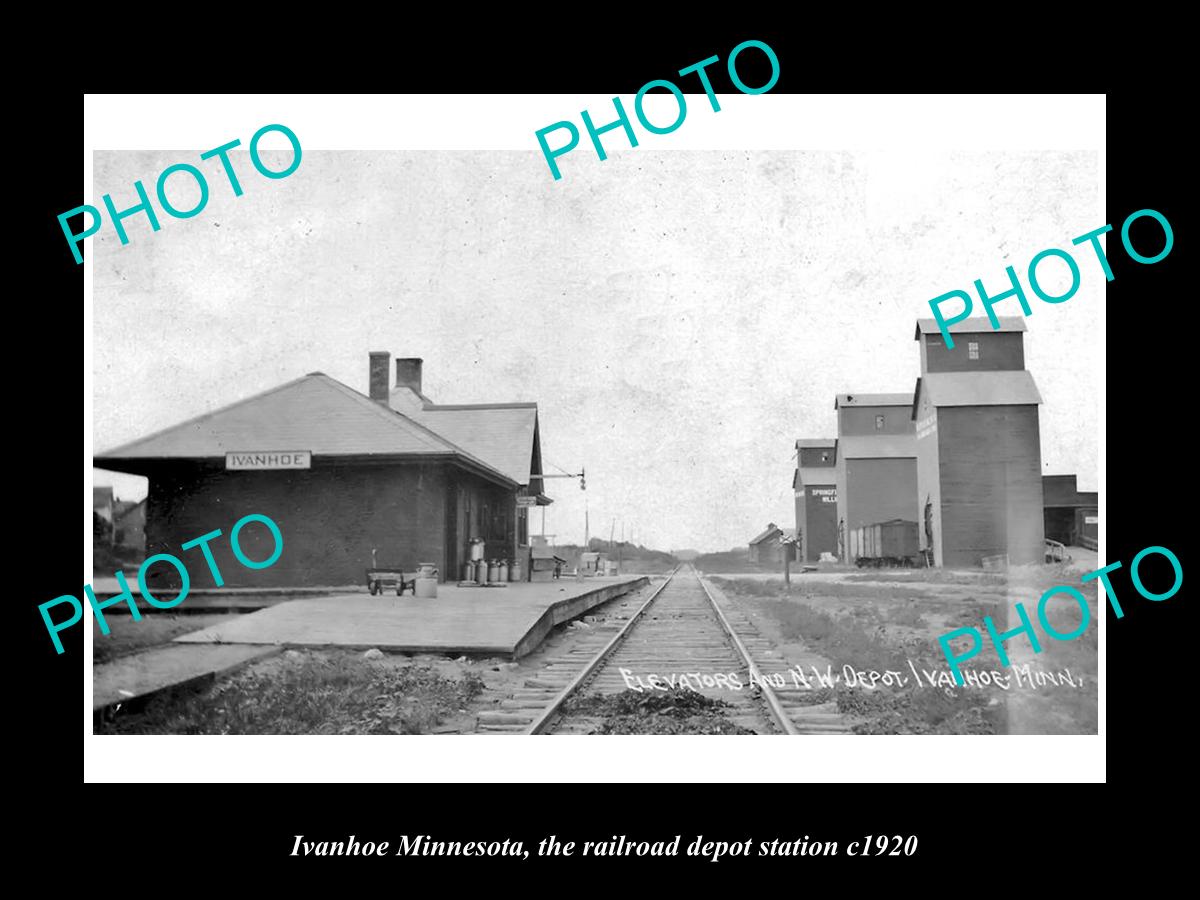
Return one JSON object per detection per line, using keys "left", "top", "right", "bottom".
{"left": 850, "top": 519, "right": 921, "bottom": 567}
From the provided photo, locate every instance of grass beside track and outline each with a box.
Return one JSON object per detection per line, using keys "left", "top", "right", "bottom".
{"left": 96, "top": 650, "right": 486, "bottom": 735}
{"left": 711, "top": 568, "right": 1097, "bottom": 735}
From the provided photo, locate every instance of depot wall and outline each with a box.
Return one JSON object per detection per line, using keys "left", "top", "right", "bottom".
{"left": 142, "top": 461, "right": 450, "bottom": 588}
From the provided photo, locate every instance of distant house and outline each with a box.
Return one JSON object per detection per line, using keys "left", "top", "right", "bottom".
{"left": 93, "top": 486, "right": 114, "bottom": 522}
{"left": 113, "top": 498, "right": 147, "bottom": 555}
{"left": 748, "top": 523, "right": 797, "bottom": 565}
{"left": 93, "top": 486, "right": 115, "bottom": 547}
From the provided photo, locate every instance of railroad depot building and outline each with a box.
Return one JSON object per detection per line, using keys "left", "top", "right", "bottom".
{"left": 1042, "top": 474, "right": 1098, "bottom": 549}
{"left": 94, "top": 354, "right": 549, "bottom": 589}
{"left": 833, "top": 394, "right": 919, "bottom": 562}
{"left": 912, "top": 318, "right": 1044, "bottom": 567}
{"left": 792, "top": 438, "right": 837, "bottom": 563}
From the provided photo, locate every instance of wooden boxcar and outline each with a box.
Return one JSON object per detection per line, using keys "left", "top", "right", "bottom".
{"left": 850, "top": 519, "right": 920, "bottom": 567}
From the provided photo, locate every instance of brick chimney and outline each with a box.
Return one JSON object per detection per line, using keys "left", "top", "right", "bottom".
{"left": 368, "top": 351, "right": 391, "bottom": 404}
{"left": 395, "top": 358, "right": 423, "bottom": 395}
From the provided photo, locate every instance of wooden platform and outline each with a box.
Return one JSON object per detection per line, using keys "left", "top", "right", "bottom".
{"left": 93, "top": 644, "right": 280, "bottom": 711}
{"left": 172, "top": 576, "right": 650, "bottom": 658}
{"left": 88, "top": 577, "right": 359, "bottom": 613}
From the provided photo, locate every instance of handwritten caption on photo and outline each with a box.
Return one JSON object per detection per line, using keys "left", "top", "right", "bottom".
{"left": 47, "top": 513, "right": 283, "bottom": 654}
{"left": 619, "top": 662, "right": 1083, "bottom": 693}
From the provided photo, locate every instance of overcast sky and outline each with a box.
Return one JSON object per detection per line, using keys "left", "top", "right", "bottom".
{"left": 93, "top": 147, "right": 1100, "bottom": 552}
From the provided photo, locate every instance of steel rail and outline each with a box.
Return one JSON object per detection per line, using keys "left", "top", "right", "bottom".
{"left": 696, "top": 573, "right": 798, "bottom": 735}
{"left": 523, "top": 566, "right": 680, "bottom": 735}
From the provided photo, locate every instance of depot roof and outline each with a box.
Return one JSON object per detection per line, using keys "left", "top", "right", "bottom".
{"left": 94, "top": 373, "right": 518, "bottom": 487}
{"left": 414, "top": 403, "right": 540, "bottom": 486}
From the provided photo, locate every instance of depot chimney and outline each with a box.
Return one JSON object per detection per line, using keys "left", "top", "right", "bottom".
{"left": 395, "top": 358, "right": 423, "bottom": 395}
{"left": 368, "top": 351, "right": 391, "bottom": 405}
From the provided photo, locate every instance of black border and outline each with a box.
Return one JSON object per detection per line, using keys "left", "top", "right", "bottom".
{"left": 38, "top": 28, "right": 1187, "bottom": 880}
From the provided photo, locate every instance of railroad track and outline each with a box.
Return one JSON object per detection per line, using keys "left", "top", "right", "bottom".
{"left": 473, "top": 565, "right": 848, "bottom": 735}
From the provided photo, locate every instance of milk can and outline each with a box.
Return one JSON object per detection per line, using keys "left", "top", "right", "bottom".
{"left": 487, "top": 559, "right": 500, "bottom": 583}
{"left": 475, "top": 557, "right": 488, "bottom": 584}
{"left": 462, "top": 561, "right": 474, "bottom": 583}
{"left": 415, "top": 562, "right": 439, "bottom": 598}
{"left": 498, "top": 559, "right": 509, "bottom": 582}
{"left": 509, "top": 558, "right": 523, "bottom": 582}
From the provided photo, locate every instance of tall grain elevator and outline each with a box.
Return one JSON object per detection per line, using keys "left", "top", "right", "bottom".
{"left": 912, "top": 317, "right": 1045, "bottom": 567}
{"left": 834, "top": 394, "right": 919, "bottom": 562}
{"left": 793, "top": 438, "right": 837, "bottom": 563}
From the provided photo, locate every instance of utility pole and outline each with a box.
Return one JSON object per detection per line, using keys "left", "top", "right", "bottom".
{"left": 781, "top": 533, "right": 800, "bottom": 587}
{"left": 528, "top": 466, "right": 587, "bottom": 547}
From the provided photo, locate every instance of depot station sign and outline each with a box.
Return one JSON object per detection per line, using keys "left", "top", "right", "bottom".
{"left": 225, "top": 451, "right": 312, "bottom": 470}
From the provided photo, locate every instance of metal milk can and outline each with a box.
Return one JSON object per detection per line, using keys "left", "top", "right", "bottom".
{"left": 415, "top": 562, "right": 438, "bottom": 598}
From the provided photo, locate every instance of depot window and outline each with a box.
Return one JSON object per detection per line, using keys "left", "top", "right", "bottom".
{"left": 968, "top": 341, "right": 979, "bottom": 360}
{"left": 875, "top": 415, "right": 884, "bottom": 430}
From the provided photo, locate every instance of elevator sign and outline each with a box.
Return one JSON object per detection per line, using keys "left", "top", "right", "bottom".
{"left": 226, "top": 451, "right": 312, "bottom": 470}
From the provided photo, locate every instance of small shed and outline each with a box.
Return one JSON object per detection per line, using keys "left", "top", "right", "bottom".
{"left": 748, "top": 524, "right": 797, "bottom": 565}
{"left": 1043, "top": 474, "right": 1098, "bottom": 549}
{"left": 578, "top": 551, "right": 605, "bottom": 575}
{"left": 530, "top": 544, "right": 566, "bottom": 581}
